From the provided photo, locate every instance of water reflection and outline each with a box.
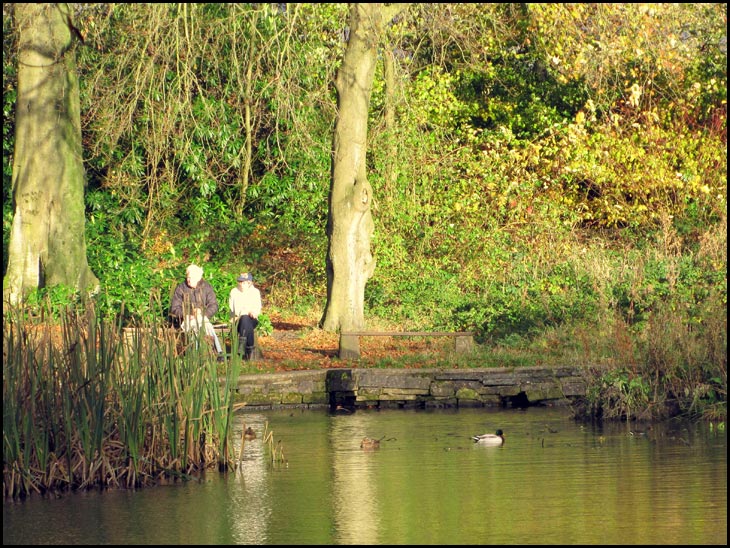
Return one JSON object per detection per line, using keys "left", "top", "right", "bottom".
{"left": 3, "top": 407, "right": 726, "bottom": 545}
{"left": 228, "top": 413, "right": 271, "bottom": 545}
{"left": 331, "top": 412, "right": 383, "bottom": 544}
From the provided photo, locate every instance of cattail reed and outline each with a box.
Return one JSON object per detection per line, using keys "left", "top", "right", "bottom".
{"left": 261, "top": 421, "right": 286, "bottom": 465}
{"left": 3, "top": 299, "right": 242, "bottom": 499}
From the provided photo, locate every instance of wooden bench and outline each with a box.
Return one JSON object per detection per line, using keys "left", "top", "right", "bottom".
{"left": 339, "top": 331, "right": 475, "bottom": 360}
{"left": 177, "top": 323, "right": 230, "bottom": 357}
{"left": 213, "top": 323, "right": 263, "bottom": 360}
{"left": 123, "top": 323, "right": 231, "bottom": 358}
{"left": 122, "top": 326, "right": 183, "bottom": 357}
{"left": 212, "top": 323, "right": 230, "bottom": 337}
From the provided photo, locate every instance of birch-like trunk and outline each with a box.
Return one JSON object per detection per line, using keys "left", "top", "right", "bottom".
{"left": 321, "top": 3, "right": 406, "bottom": 332}
{"left": 4, "top": 3, "right": 99, "bottom": 305}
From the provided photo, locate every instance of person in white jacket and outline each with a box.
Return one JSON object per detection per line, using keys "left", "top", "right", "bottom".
{"left": 229, "top": 272, "right": 262, "bottom": 360}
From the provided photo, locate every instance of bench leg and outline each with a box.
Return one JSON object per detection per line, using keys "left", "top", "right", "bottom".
{"left": 339, "top": 334, "right": 361, "bottom": 360}
{"left": 454, "top": 335, "right": 474, "bottom": 353}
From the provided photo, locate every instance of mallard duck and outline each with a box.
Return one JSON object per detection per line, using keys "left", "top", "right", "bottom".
{"left": 243, "top": 426, "right": 256, "bottom": 440}
{"left": 471, "top": 429, "right": 505, "bottom": 446}
{"left": 360, "top": 436, "right": 381, "bottom": 450}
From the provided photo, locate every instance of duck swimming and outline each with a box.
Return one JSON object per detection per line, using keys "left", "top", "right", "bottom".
{"left": 360, "top": 437, "right": 381, "bottom": 450}
{"left": 471, "top": 429, "right": 505, "bottom": 446}
{"left": 243, "top": 427, "right": 256, "bottom": 440}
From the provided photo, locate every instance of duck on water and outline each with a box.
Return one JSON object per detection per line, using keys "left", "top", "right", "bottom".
{"left": 471, "top": 429, "right": 505, "bottom": 446}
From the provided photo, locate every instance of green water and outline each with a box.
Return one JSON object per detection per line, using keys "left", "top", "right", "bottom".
{"left": 3, "top": 407, "right": 727, "bottom": 545}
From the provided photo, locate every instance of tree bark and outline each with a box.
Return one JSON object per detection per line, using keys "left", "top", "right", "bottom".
{"left": 3, "top": 3, "right": 99, "bottom": 305}
{"left": 321, "top": 3, "right": 406, "bottom": 332}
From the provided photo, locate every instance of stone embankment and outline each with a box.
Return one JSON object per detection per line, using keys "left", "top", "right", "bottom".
{"left": 230, "top": 366, "right": 588, "bottom": 411}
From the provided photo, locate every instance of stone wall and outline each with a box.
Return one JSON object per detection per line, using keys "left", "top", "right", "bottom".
{"left": 230, "top": 366, "right": 588, "bottom": 411}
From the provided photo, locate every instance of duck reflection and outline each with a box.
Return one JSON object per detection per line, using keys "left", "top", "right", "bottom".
{"left": 330, "top": 413, "right": 383, "bottom": 544}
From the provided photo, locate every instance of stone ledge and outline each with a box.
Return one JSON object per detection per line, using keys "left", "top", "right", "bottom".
{"left": 229, "top": 366, "right": 588, "bottom": 411}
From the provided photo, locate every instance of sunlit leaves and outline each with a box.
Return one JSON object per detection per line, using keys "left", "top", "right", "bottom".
{"left": 525, "top": 3, "right": 727, "bottom": 118}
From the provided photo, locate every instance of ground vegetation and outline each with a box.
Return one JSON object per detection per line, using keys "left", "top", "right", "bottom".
{"left": 2, "top": 3, "right": 726, "bottom": 497}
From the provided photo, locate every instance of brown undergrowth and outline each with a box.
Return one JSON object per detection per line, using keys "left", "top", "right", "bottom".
{"left": 250, "top": 311, "right": 456, "bottom": 372}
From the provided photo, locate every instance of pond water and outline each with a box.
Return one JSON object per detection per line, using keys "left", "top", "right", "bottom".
{"left": 3, "top": 407, "right": 727, "bottom": 545}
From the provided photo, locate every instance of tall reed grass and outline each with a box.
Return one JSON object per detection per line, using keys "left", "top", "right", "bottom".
{"left": 3, "top": 301, "right": 241, "bottom": 499}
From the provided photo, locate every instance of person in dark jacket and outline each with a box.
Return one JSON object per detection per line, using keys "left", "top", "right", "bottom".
{"left": 170, "top": 263, "right": 224, "bottom": 362}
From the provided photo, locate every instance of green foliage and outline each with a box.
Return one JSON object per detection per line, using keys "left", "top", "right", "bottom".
{"left": 22, "top": 285, "right": 85, "bottom": 319}
{"left": 587, "top": 367, "right": 652, "bottom": 421}
{"left": 256, "top": 312, "right": 273, "bottom": 337}
{"left": 554, "top": 121, "right": 726, "bottom": 229}
{"left": 2, "top": 3, "right": 725, "bottom": 422}
{"left": 460, "top": 52, "right": 588, "bottom": 138}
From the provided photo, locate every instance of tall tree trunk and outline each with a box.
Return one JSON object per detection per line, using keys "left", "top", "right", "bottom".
{"left": 321, "top": 3, "right": 406, "bottom": 332}
{"left": 3, "top": 3, "right": 99, "bottom": 305}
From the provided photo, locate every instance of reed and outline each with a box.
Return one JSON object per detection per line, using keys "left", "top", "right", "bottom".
{"left": 238, "top": 422, "right": 248, "bottom": 463}
{"left": 3, "top": 300, "right": 242, "bottom": 499}
{"left": 261, "top": 421, "right": 286, "bottom": 466}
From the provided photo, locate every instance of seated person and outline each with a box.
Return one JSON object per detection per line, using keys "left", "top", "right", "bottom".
{"left": 228, "top": 272, "right": 262, "bottom": 360}
{"left": 170, "top": 263, "right": 224, "bottom": 362}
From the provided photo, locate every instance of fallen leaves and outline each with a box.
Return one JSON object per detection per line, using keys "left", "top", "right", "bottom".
{"left": 254, "top": 311, "right": 455, "bottom": 371}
